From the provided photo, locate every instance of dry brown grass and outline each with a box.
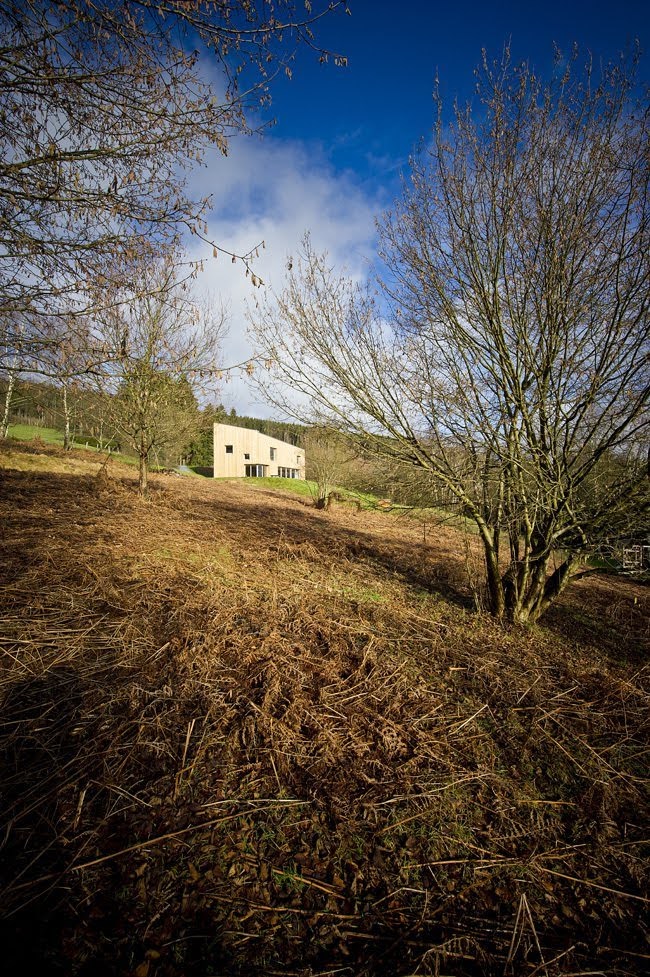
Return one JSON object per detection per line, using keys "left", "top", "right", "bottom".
{"left": 0, "top": 441, "right": 648, "bottom": 976}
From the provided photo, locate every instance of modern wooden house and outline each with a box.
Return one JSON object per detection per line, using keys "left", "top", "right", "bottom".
{"left": 213, "top": 423, "right": 305, "bottom": 479}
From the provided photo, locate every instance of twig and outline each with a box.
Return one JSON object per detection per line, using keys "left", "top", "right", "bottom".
{"left": 69, "top": 808, "right": 284, "bottom": 873}
{"left": 536, "top": 866, "right": 650, "bottom": 904}
{"left": 174, "top": 718, "right": 196, "bottom": 799}
{"left": 448, "top": 703, "right": 489, "bottom": 734}
{"left": 527, "top": 946, "right": 576, "bottom": 977}
{"left": 270, "top": 868, "right": 346, "bottom": 900}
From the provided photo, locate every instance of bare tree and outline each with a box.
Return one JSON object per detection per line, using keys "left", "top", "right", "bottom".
{"left": 99, "top": 260, "right": 227, "bottom": 495}
{"left": 0, "top": 366, "right": 17, "bottom": 439}
{"left": 0, "top": 0, "right": 348, "bottom": 368}
{"left": 250, "top": 49, "right": 650, "bottom": 624}
{"left": 32, "top": 316, "right": 96, "bottom": 449}
{"left": 0, "top": 314, "right": 24, "bottom": 438}
{"left": 303, "top": 425, "right": 355, "bottom": 507}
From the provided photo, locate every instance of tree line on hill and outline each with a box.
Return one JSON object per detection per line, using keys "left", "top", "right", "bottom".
{"left": 0, "top": 373, "right": 305, "bottom": 468}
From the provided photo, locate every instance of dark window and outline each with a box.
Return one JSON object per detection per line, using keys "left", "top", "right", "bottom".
{"left": 270, "top": 447, "right": 276, "bottom": 460}
{"left": 225, "top": 444, "right": 233, "bottom": 454}
{"left": 245, "top": 464, "right": 267, "bottom": 477}
{"left": 244, "top": 453, "right": 250, "bottom": 460}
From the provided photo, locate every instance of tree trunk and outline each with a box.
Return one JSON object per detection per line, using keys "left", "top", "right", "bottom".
{"left": 62, "top": 382, "right": 72, "bottom": 451}
{"left": 527, "top": 555, "right": 579, "bottom": 623}
{"left": 482, "top": 536, "right": 506, "bottom": 619}
{"left": 138, "top": 451, "right": 148, "bottom": 497}
{"left": 1, "top": 371, "right": 15, "bottom": 438}
{"left": 502, "top": 554, "right": 579, "bottom": 624}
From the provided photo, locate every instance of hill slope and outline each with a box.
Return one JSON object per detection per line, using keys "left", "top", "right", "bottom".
{"left": 0, "top": 441, "right": 648, "bottom": 976}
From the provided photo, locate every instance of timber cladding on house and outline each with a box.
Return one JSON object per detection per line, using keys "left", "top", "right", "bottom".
{"left": 213, "top": 423, "right": 305, "bottom": 479}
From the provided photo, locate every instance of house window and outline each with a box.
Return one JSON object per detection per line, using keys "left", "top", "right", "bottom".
{"left": 296, "top": 455, "right": 302, "bottom": 465}
{"left": 270, "top": 447, "right": 276, "bottom": 460}
{"left": 245, "top": 464, "right": 267, "bottom": 477}
{"left": 244, "top": 453, "right": 250, "bottom": 460}
{"left": 225, "top": 444, "right": 233, "bottom": 454}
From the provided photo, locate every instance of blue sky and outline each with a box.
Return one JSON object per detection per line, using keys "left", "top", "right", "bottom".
{"left": 268, "top": 0, "right": 648, "bottom": 188}
{"left": 191, "top": 0, "right": 649, "bottom": 415}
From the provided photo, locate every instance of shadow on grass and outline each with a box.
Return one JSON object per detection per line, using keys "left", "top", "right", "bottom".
{"left": 0, "top": 667, "right": 90, "bottom": 971}
{"left": 541, "top": 574, "right": 649, "bottom": 665}
{"left": 185, "top": 482, "right": 474, "bottom": 610}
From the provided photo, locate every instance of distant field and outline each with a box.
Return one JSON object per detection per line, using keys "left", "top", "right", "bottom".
{"left": 7, "top": 422, "right": 68, "bottom": 445}
{"left": 7, "top": 422, "right": 123, "bottom": 453}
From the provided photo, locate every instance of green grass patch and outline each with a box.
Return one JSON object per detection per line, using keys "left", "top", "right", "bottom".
{"left": 7, "top": 423, "right": 66, "bottom": 445}
{"left": 235, "top": 477, "right": 396, "bottom": 510}
{"left": 6, "top": 422, "right": 144, "bottom": 467}
{"left": 217, "top": 475, "right": 318, "bottom": 499}
{"left": 8, "top": 422, "right": 116, "bottom": 452}
{"left": 341, "top": 584, "right": 385, "bottom": 604}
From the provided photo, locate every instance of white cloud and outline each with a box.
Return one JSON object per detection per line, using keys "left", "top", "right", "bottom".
{"left": 184, "top": 132, "right": 380, "bottom": 417}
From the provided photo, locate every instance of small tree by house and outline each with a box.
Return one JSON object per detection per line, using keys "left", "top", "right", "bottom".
{"left": 304, "top": 425, "right": 355, "bottom": 507}
{"left": 99, "top": 261, "right": 227, "bottom": 495}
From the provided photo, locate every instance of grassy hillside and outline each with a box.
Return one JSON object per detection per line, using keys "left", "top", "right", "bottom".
{"left": 6, "top": 421, "right": 134, "bottom": 456}
{"left": 6, "top": 422, "right": 68, "bottom": 444}
{"left": 4, "top": 423, "right": 175, "bottom": 471}
{"left": 0, "top": 440, "right": 648, "bottom": 976}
